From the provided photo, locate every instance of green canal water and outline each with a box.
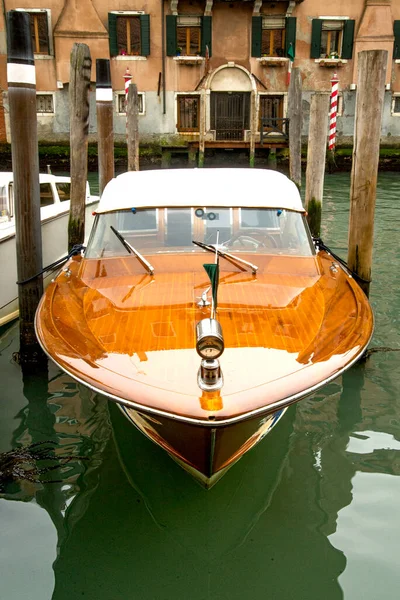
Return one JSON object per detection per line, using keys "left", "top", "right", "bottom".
{"left": 1, "top": 171, "right": 400, "bottom": 600}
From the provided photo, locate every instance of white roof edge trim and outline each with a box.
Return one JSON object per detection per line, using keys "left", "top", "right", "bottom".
{"left": 96, "top": 168, "right": 305, "bottom": 214}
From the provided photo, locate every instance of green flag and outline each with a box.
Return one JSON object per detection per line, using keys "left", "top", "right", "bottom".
{"left": 203, "top": 263, "right": 219, "bottom": 309}
{"left": 287, "top": 42, "right": 295, "bottom": 62}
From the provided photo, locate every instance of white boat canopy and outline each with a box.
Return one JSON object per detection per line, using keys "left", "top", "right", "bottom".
{"left": 96, "top": 168, "right": 305, "bottom": 214}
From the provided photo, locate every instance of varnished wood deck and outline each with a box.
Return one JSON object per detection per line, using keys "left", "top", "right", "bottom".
{"left": 35, "top": 251, "right": 373, "bottom": 424}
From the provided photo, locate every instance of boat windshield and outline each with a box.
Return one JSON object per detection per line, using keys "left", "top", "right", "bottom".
{"left": 85, "top": 207, "right": 314, "bottom": 258}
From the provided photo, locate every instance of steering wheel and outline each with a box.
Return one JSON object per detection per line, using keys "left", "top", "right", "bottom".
{"left": 224, "top": 229, "right": 278, "bottom": 249}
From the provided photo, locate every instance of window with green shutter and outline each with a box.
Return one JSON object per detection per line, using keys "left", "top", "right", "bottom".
{"left": 340, "top": 20, "right": 355, "bottom": 59}
{"left": 394, "top": 21, "right": 400, "bottom": 59}
{"left": 167, "top": 15, "right": 211, "bottom": 57}
{"left": 166, "top": 15, "right": 177, "bottom": 56}
{"left": 310, "top": 19, "right": 322, "bottom": 58}
{"left": 252, "top": 16, "right": 294, "bottom": 58}
{"left": 252, "top": 16, "right": 262, "bottom": 57}
{"left": 201, "top": 16, "right": 212, "bottom": 57}
{"left": 108, "top": 12, "right": 150, "bottom": 57}
{"left": 310, "top": 18, "right": 355, "bottom": 59}
{"left": 285, "top": 17, "right": 296, "bottom": 58}
{"left": 140, "top": 15, "right": 150, "bottom": 56}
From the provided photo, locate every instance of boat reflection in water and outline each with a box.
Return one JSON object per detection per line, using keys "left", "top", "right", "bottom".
{"left": 35, "top": 168, "right": 373, "bottom": 488}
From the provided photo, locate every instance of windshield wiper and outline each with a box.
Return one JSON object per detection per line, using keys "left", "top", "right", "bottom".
{"left": 110, "top": 226, "right": 154, "bottom": 275}
{"left": 192, "top": 240, "right": 258, "bottom": 274}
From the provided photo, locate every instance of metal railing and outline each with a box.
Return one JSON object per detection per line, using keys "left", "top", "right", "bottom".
{"left": 260, "top": 117, "right": 289, "bottom": 145}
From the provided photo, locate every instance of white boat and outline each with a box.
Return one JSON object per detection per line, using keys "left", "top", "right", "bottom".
{"left": 0, "top": 172, "right": 99, "bottom": 326}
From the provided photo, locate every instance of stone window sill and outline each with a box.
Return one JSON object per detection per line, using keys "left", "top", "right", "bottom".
{"left": 315, "top": 58, "right": 347, "bottom": 68}
{"left": 257, "top": 57, "right": 289, "bottom": 67}
{"left": 112, "top": 56, "right": 147, "bottom": 61}
{"left": 173, "top": 56, "right": 204, "bottom": 65}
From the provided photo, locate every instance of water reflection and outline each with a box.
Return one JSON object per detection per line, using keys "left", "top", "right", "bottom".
{"left": 0, "top": 324, "right": 110, "bottom": 600}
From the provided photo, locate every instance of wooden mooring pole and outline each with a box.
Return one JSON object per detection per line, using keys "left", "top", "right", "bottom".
{"left": 288, "top": 67, "right": 302, "bottom": 190}
{"left": 348, "top": 50, "right": 387, "bottom": 298}
{"left": 7, "top": 10, "right": 43, "bottom": 364}
{"left": 69, "top": 43, "right": 91, "bottom": 250}
{"left": 127, "top": 83, "right": 140, "bottom": 171}
{"left": 96, "top": 59, "right": 114, "bottom": 195}
{"left": 305, "top": 92, "right": 330, "bottom": 237}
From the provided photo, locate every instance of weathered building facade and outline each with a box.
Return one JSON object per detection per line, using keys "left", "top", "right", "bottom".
{"left": 0, "top": 0, "right": 399, "bottom": 148}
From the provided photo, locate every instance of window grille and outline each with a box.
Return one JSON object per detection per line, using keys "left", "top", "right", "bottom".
{"left": 36, "top": 94, "right": 54, "bottom": 113}
{"left": 177, "top": 95, "right": 200, "bottom": 132}
{"left": 118, "top": 93, "right": 144, "bottom": 114}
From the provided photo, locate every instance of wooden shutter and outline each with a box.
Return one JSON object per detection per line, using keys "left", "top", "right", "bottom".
{"left": 394, "top": 21, "right": 400, "bottom": 59}
{"left": 252, "top": 16, "right": 262, "bottom": 58}
{"left": 285, "top": 17, "right": 296, "bottom": 57}
{"left": 341, "top": 19, "right": 355, "bottom": 59}
{"left": 166, "top": 15, "right": 177, "bottom": 56}
{"left": 310, "top": 19, "right": 322, "bottom": 59}
{"left": 140, "top": 15, "right": 150, "bottom": 56}
{"left": 108, "top": 13, "right": 118, "bottom": 57}
{"left": 201, "top": 16, "right": 212, "bottom": 57}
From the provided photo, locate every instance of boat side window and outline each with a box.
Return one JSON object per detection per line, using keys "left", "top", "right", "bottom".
{"left": 40, "top": 183, "right": 55, "bottom": 207}
{"left": 240, "top": 208, "right": 280, "bottom": 230}
{"left": 86, "top": 210, "right": 160, "bottom": 258}
{"left": 203, "top": 208, "right": 233, "bottom": 244}
{"left": 0, "top": 185, "right": 9, "bottom": 221}
{"left": 119, "top": 209, "right": 158, "bottom": 233}
{"left": 230, "top": 208, "right": 314, "bottom": 256}
{"left": 165, "top": 208, "right": 193, "bottom": 246}
{"left": 55, "top": 182, "right": 71, "bottom": 202}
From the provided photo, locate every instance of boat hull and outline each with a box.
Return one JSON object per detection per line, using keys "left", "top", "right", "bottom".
{"left": 118, "top": 404, "right": 287, "bottom": 488}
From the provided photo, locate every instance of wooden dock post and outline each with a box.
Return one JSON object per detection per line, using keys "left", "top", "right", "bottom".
{"left": 69, "top": 43, "right": 91, "bottom": 250}
{"left": 96, "top": 59, "right": 114, "bottom": 195}
{"left": 198, "top": 90, "right": 206, "bottom": 167}
{"left": 7, "top": 10, "right": 43, "bottom": 364}
{"left": 287, "top": 67, "right": 302, "bottom": 189}
{"left": 305, "top": 92, "right": 330, "bottom": 237}
{"left": 127, "top": 83, "right": 140, "bottom": 171}
{"left": 348, "top": 50, "right": 388, "bottom": 297}
{"left": 249, "top": 90, "right": 256, "bottom": 167}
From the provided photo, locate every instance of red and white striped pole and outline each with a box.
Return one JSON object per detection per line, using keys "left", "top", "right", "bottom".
{"left": 328, "top": 72, "right": 339, "bottom": 151}
{"left": 124, "top": 67, "right": 131, "bottom": 105}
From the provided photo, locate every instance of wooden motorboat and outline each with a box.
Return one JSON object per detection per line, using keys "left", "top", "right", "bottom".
{"left": 35, "top": 168, "right": 373, "bottom": 488}
{"left": 0, "top": 173, "right": 99, "bottom": 326}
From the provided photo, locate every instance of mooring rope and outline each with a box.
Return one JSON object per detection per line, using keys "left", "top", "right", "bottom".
{"left": 16, "top": 244, "right": 85, "bottom": 285}
{"left": 312, "top": 237, "right": 371, "bottom": 285}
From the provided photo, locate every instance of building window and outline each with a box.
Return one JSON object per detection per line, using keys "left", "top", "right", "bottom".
{"left": 252, "top": 16, "right": 296, "bottom": 59}
{"left": 177, "top": 16, "right": 201, "bottom": 56}
{"left": 36, "top": 94, "right": 54, "bottom": 114}
{"left": 117, "top": 92, "right": 145, "bottom": 115}
{"left": 117, "top": 16, "right": 141, "bottom": 56}
{"left": 310, "top": 18, "right": 355, "bottom": 60}
{"left": 392, "top": 95, "right": 400, "bottom": 115}
{"left": 21, "top": 9, "right": 51, "bottom": 55}
{"left": 166, "top": 15, "right": 211, "bottom": 57}
{"left": 261, "top": 17, "right": 285, "bottom": 57}
{"left": 177, "top": 95, "right": 200, "bottom": 132}
{"left": 108, "top": 13, "right": 150, "bottom": 57}
{"left": 259, "top": 95, "right": 284, "bottom": 123}
{"left": 321, "top": 20, "right": 343, "bottom": 58}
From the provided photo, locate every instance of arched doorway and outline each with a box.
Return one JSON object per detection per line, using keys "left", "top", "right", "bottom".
{"left": 208, "top": 65, "right": 254, "bottom": 141}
